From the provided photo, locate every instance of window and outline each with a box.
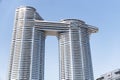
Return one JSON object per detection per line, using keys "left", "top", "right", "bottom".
{"left": 115, "top": 71, "right": 120, "bottom": 74}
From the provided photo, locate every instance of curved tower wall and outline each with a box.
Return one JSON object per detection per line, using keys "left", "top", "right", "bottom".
{"left": 8, "top": 6, "right": 45, "bottom": 80}
{"left": 58, "top": 19, "right": 94, "bottom": 80}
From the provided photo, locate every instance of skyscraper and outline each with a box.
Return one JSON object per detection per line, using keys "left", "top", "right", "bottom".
{"left": 8, "top": 6, "right": 98, "bottom": 80}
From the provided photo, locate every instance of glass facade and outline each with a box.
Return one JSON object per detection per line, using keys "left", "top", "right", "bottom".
{"left": 8, "top": 6, "right": 45, "bottom": 80}
{"left": 58, "top": 19, "right": 94, "bottom": 80}
{"left": 8, "top": 6, "right": 98, "bottom": 80}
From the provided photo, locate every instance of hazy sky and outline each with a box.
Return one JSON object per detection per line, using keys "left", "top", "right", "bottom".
{"left": 0, "top": 0, "right": 120, "bottom": 80}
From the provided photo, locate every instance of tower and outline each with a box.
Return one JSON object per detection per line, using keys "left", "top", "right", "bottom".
{"left": 8, "top": 6, "right": 98, "bottom": 80}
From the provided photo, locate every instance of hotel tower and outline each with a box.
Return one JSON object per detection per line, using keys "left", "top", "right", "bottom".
{"left": 8, "top": 6, "right": 98, "bottom": 80}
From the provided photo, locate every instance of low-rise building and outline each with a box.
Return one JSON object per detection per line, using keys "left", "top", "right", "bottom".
{"left": 96, "top": 69, "right": 120, "bottom": 80}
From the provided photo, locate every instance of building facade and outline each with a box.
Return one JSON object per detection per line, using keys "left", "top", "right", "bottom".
{"left": 96, "top": 69, "right": 120, "bottom": 80}
{"left": 8, "top": 6, "right": 98, "bottom": 80}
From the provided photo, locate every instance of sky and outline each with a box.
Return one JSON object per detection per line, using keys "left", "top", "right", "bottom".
{"left": 0, "top": 0, "right": 120, "bottom": 80}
